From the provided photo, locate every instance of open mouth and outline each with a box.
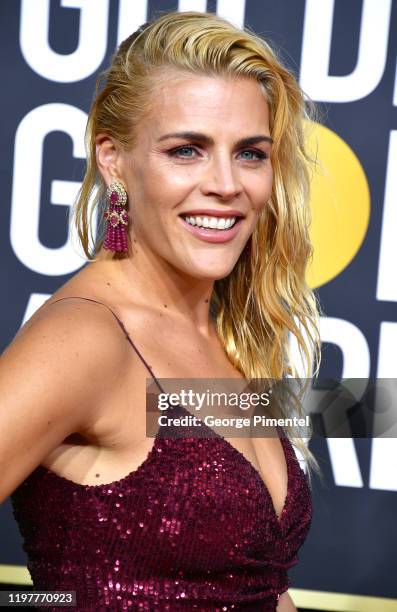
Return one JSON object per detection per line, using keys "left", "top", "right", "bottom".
{"left": 179, "top": 214, "right": 243, "bottom": 231}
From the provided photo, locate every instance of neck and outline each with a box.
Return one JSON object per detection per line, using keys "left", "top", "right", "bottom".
{"left": 95, "top": 246, "right": 216, "bottom": 337}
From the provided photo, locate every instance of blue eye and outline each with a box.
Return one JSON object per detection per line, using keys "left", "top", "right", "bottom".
{"left": 169, "top": 146, "right": 268, "bottom": 161}
{"left": 240, "top": 149, "right": 268, "bottom": 160}
{"left": 169, "top": 146, "right": 197, "bottom": 158}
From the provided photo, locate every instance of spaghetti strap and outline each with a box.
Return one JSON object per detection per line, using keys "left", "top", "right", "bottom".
{"left": 44, "top": 296, "right": 166, "bottom": 394}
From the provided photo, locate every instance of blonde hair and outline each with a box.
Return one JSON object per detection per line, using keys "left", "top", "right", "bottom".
{"left": 71, "top": 10, "right": 323, "bottom": 483}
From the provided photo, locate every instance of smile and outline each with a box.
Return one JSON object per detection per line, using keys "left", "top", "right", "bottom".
{"left": 178, "top": 214, "right": 244, "bottom": 244}
{"left": 181, "top": 214, "right": 237, "bottom": 230}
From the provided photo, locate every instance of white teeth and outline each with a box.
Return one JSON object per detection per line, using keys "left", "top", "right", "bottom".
{"left": 183, "top": 215, "right": 237, "bottom": 230}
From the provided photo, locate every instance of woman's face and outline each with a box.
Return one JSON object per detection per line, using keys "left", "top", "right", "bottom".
{"left": 116, "top": 73, "right": 273, "bottom": 280}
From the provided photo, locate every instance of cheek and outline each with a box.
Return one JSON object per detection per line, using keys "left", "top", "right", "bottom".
{"left": 134, "top": 180, "right": 182, "bottom": 227}
{"left": 143, "top": 161, "right": 194, "bottom": 200}
{"left": 251, "top": 173, "right": 273, "bottom": 212}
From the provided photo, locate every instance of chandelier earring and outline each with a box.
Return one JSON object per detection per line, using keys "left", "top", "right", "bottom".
{"left": 103, "top": 181, "right": 130, "bottom": 253}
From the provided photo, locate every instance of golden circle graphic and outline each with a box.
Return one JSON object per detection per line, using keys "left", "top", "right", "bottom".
{"left": 304, "top": 121, "right": 371, "bottom": 288}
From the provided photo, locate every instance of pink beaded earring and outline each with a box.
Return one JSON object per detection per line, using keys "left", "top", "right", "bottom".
{"left": 103, "top": 181, "right": 130, "bottom": 253}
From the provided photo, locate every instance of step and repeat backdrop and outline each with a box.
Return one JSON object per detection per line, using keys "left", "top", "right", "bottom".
{"left": 0, "top": 1, "right": 396, "bottom": 610}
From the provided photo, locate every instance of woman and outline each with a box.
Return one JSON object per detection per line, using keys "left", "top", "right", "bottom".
{"left": 1, "top": 10, "right": 321, "bottom": 611}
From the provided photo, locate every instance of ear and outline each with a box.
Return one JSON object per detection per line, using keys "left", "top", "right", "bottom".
{"left": 95, "top": 133, "right": 123, "bottom": 186}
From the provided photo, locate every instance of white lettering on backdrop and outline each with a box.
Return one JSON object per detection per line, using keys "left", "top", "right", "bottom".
{"left": 300, "top": 0, "right": 392, "bottom": 102}
{"left": 10, "top": 103, "right": 87, "bottom": 275}
{"left": 20, "top": 0, "right": 109, "bottom": 82}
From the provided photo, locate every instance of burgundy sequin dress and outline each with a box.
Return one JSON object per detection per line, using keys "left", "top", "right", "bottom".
{"left": 10, "top": 297, "right": 313, "bottom": 611}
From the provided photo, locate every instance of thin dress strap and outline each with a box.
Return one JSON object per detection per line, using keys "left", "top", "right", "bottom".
{"left": 44, "top": 296, "right": 166, "bottom": 394}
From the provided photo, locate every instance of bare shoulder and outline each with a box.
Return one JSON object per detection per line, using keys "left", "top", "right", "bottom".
{"left": 0, "top": 293, "right": 130, "bottom": 501}
{"left": 12, "top": 294, "right": 130, "bottom": 411}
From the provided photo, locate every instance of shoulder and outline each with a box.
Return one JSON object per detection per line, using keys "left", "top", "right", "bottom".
{"left": 0, "top": 294, "right": 132, "bottom": 500}
{"left": 7, "top": 295, "right": 130, "bottom": 429}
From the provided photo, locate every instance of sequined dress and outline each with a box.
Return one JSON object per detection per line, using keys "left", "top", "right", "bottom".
{"left": 10, "top": 297, "right": 313, "bottom": 611}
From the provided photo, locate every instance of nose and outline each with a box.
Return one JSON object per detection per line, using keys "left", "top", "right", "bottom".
{"left": 200, "top": 151, "right": 242, "bottom": 200}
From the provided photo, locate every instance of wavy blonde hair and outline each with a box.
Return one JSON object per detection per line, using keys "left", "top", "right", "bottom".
{"left": 71, "top": 10, "right": 323, "bottom": 483}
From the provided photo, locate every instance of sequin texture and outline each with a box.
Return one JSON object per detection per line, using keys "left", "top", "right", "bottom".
{"left": 10, "top": 297, "right": 313, "bottom": 611}
{"left": 11, "top": 425, "right": 312, "bottom": 611}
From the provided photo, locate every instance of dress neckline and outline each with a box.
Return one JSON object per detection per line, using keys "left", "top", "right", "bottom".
{"left": 35, "top": 430, "right": 291, "bottom": 532}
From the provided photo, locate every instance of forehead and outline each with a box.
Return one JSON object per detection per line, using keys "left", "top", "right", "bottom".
{"left": 144, "top": 73, "right": 270, "bottom": 138}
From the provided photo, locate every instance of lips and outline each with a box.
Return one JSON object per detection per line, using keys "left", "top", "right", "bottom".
{"left": 179, "top": 209, "right": 245, "bottom": 219}
{"left": 178, "top": 214, "right": 244, "bottom": 244}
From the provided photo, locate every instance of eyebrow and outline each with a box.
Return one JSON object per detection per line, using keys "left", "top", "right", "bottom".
{"left": 157, "top": 131, "right": 273, "bottom": 147}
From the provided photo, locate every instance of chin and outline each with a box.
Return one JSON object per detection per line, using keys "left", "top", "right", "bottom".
{"left": 185, "top": 263, "right": 237, "bottom": 281}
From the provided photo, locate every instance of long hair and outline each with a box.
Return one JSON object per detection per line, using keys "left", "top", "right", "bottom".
{"left": 71, "top": 10, "right": 323, "bottom": 482}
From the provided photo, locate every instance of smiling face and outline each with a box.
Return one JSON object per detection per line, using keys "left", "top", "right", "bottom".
{"left": 99, "top": 72, "right": 273, "bottom": 280}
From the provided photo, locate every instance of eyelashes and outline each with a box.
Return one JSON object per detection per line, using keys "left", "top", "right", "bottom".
{"left": 167, "top": 145, "right": 269, "bottom": 162}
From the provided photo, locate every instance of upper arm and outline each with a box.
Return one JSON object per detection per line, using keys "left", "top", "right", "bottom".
{"left": 0, "top": 299, "right": 127, "bottom": 503}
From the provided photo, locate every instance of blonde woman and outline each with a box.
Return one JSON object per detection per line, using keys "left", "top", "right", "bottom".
{"left": 1, "top": 11, "right": 321, "bottom": 611}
